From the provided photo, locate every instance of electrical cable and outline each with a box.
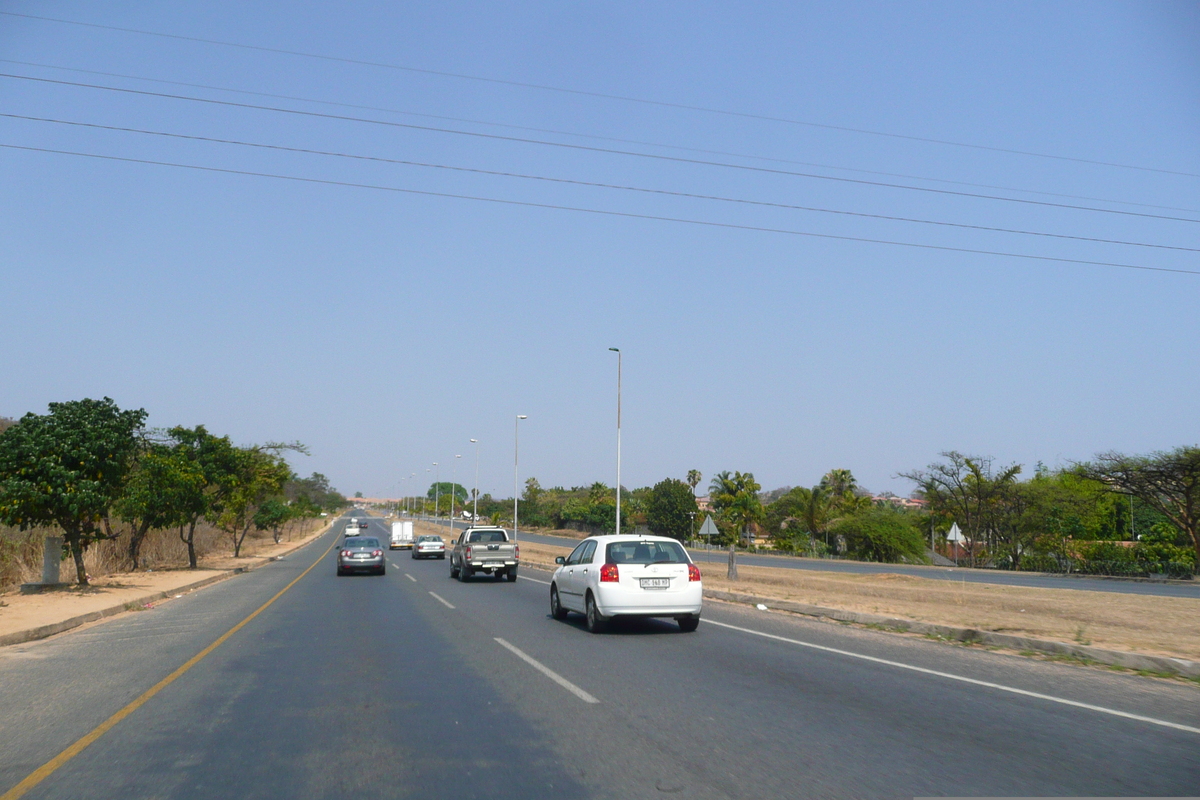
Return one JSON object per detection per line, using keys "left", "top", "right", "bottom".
{"left": 6, "top": 112, "right": 1195, "bottom": 254}
{"left": 3, "top": 9, "right": 1196, "bottom": 179}
{"left": 3, "top": 142, "right": 1195, "bottom": 276}
{"left": 4, "top": 72, "right": 1198, "bottom": 225}
{"left": 4, "top": 58, "right": 1194, "bottom": 216}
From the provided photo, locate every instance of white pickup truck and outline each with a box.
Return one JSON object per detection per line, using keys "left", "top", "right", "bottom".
{"left": 449, "top": 527, "right": 519, "bottom": 582}
{"left": 390, "top": 520, "right": 414, "bottom": 550}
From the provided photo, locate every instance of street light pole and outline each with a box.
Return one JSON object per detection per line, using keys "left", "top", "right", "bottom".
{"left": 514, "top": 415, "right": 527, "bottom": 541}
{"left": 608, "top": 347, "right": 622, "bottom": 535}
{"left": 432, "top": 463, "right": 439, "bottom": 525}
{"left": 450, "top": 455, "right": 462, "bottom": 534}
{"left": 470, "top": 438, "right": 480, "bottom": 524}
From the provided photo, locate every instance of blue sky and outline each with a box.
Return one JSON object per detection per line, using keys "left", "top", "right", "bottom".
{"left": 2, "top": 1, "right": 1197, "bottom": 500}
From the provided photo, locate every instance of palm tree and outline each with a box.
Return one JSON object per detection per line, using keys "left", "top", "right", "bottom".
{"left": 686, "top": 469, "right": 702, "bottom": 497}
{"left": 820, "top": 468, "right": 858, "bottom": 497}
{"left": 708, "top": 470, "right": 763, "bottom": 580}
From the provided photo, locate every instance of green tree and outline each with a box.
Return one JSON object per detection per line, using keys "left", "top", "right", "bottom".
{"left": 253, "top": 497, "right": 292, "bottom": 544}
{"left": 765, "top": 486, "right": 834, "bottom": 550}
{"left": 708, "top": 470, "right": 763, "bottom": 580}
{"left": 0, "top": 398, "right": 147, "bottom": 585}
{"left": 113, "top": 442, "right": 205, "bottom": 570}
{"left": 216, "top": 447, "right": 293, "bottom": 558}
{"left": 646, "top": 478, "right": 698, "bottom": 542}
{"left": 427, "top": 482, "right": 468, "bottom": 503}
{"left": 167, "top": 425, "right": 242, "bottom": 569}
{"left": 820, "top": 468, "right": 858, "bottom": 497}
{"left": 1079, "top": 446, "right": 1200, "bottom": 564}
{"left": 831, "top": 505, "right": 928, "bottom": 563}
{"left": 900, "top": 452, "right": 1021, "bottom": 566}
{"left": 686, "top": 469, "right": 702, "bottom": 496}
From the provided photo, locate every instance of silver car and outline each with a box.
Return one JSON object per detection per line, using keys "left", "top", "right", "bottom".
{"left": 337, "top": 537, "right": 385, "bottom": 576}
{"left": 412, "top": 535, "right": 446, "bottom": 559}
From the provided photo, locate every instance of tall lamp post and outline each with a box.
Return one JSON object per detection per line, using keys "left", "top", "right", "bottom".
{"left": 514, "top": 415, "right": 527, "bottom": 540}
{"left": 450, "top": 455, "right": 462, "bottom": 534}
{"left": 432, "top": 463, "right": 440, "bottom": 525}
{"left": 409, "top": 473, "right": 415, "bottom": 515}
{"left": 470, "top": 438, "right": 480, "bottom": 524}
{"left": 608, "top": 347, "right": 622, "bottom": 535}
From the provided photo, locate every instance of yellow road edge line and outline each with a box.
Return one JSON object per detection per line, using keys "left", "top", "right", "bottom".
{"left": 1, "top": 533, "right": 341, "bottom": 800}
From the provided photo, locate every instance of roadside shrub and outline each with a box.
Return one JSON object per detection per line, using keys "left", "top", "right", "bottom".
{"left": 830, "top": 506, "right": 928, "bottom": 564}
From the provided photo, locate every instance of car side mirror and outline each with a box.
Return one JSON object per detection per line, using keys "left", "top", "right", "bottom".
{"left": 554, "top": 556, "right": 565, "bottom": 565}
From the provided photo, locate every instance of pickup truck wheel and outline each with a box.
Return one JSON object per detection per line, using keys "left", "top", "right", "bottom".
{"left": 449, "top": 560, "right": 459, "bottom": 579}
{"left": 550, "top": 586, "right": 568, "bottom": 620}
{"left": 459, "top": 565, "right": 472, "bottom": 582}
{"left": 585, "top": 593, "right": 607, "bottom": 634}
{"left": 507, "top": 568, "right": 519, "bottom": 582}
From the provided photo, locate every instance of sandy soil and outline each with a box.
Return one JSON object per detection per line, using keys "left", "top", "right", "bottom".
{"left": 0, "top": 519, "right": 334, "bottom": 642}
{"left": 511, "top": 539, "right": 1200, "bottom": 661}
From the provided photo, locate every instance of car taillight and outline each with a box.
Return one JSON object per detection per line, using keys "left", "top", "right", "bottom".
{"left": 372, "top": 550, "right": 382, "bottom": 557}
{"left": 600, "top": 563, "right": 619, "bottom": 582}
{"left": 465, "top": 546, "right": 472, "bottom": 559}
{"left": 341, "top": 550, "right": 351, "bottom": 558}
{"left": 688, "top": 563, "right": 701, "bottom": 582}
{"left": 514, "top": 545, "right": 519, "bottom": 560}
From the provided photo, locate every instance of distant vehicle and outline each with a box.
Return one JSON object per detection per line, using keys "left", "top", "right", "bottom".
{"left": 449, "top": 527, "right": 519, "bottom": 582}
{"left": 390, "top": 520, "right": 414, "bottom": 550}
{"left": 412, "top": 534, "right": 445, "bottom": 559}
{"left": 550, "top": 535, "right": 702, "bottom": 633}
{"left": 350, "top": 517, "right": 358, "bottom": 525}
{"left": 337, "top": 537, "right": 385, "bottom": 576}
{"left": 358, "top": 521, "right": 369, "bottom": 529}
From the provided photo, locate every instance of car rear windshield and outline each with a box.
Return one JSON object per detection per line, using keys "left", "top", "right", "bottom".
{"left": 605, "top": 540, "right": 688, "bottom": 565}
{"left": 467, "top": 530, "right": 507, "bottom": 543}
{"left": 345, "top": 538, "right": 379, "bottom": 548}
{"left": 417, "top": 536, "right": 441, "bottom": 543}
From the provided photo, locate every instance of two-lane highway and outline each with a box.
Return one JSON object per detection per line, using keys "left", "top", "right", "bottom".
{"left": 1, "top": 511, "right": 1197, "bottom": 798}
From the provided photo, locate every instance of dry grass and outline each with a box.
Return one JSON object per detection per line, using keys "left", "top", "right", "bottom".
{"left": 0, "top": 517, "right": 326, "bottom": 593}
{"left": 511, "top": 539, "right": 1200, "bottom": 661}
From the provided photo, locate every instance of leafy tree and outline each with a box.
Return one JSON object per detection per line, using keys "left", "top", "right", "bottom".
{"left": 831, "top": 505, "right": 928, "bottom": 563}
{"left": 113, "top": 442, "right": 204, "bottom": 570}
{"left": 1079, "top": 446, "right": 1200, "bottom": 563}
{"left": 645, "top": 479, "right": 698, "bottom": 541}
{"left": 708, "top": 470, "right": 763, "bottom": 580}
{"left": 0, "top": 398, "right": 147, "bottom": 585}
{"left": 427, "top": 482, "right": 468, "bottom": 503}
{"left": 167, "top": 425, "right": 242, "bottom": 569}
{"left": 253, "top": 497, "right": 292, "bottom": 544}
{"left": 216, "top": 447, "right": 293, "bottom": 557}
{"left": 285, "top": 472, "right": 345, "bottom": 512}
{"left": 354, "top": 491, "right": 363, "bottom": 498}
{"left": 820, "top": 469, "right": 858, "bottom": 497}
{"left": 765, "top": 486, "right": 834, "bottom": 549}
{"left": 899, "top": 452, "right": 1021, "bottom": 566}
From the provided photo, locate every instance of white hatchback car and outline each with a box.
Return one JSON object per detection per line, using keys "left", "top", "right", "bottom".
{"left": 549, "top": 535, "right": 702, "bottom": 633}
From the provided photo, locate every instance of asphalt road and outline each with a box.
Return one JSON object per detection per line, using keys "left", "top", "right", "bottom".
{"left": 1, "top": 511, "right": 1197, "bottom": 798}
{"left": 420, "top": 519, "right": 1200, "bottom": 599}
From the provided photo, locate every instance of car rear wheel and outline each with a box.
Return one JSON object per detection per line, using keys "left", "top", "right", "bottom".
{"left": 677, "top": 615, "right": 700, "bottom": 633}
{"left": 459, "top": 565, "right": 472, "bottom": 582}
{"left": 550, "top": 586, "right": 568, "bottom": 620}
{"left": 336, "top": 566, "right": 345, "bottom": 576}
{"left": 585, "top": 593, "right": 607, "bottom": 633}
{"left": 378, "top": 565, "right": 386, "bottom": 576}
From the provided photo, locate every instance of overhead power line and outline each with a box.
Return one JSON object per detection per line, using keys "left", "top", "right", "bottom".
{"left": 4, "top": 72, "right": 1198, "bottom": 226}
{"left": 3, "top": 9, "right": 1196, "bottom": 179}
{"left": 6, "top": 112, "right": 1196, "bottom": 254}
{"left": 5, "top": 58, "right": 1194, "bottom": 215}
{"left": 3, "top": 142, "right": 1196, "bottom": 277}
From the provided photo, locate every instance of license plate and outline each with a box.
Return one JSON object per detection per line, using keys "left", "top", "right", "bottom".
{"left": 639, "top": 578, "right": 670, "bottom": 589}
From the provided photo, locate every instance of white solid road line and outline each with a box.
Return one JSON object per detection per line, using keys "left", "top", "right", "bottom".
{"left": 428, "top": 591, "right": 455, "bottom": 609}
{"left": 518, "top": 575, "right": 551, "bottom": 585}
{"left": 405, "top": 573, "right": 417, "bottom": 582}
{"left": 705, "top": 618, "right": 1200, "bottom": 736}
{"left": 494, "top": 638, "right": 599, "bottom": 704}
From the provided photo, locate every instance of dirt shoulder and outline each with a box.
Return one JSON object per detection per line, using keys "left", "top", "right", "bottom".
{"left": 512, "top": 539, "right": 1200, "bottom": 663}
{"left": 0, "top": 519, "right": 334, "bottom": 647}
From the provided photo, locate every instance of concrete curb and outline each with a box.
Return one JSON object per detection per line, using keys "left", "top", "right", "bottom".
{"left": 0, "top": 522, "right": 333, "bottom": 649}
{"left": 703, "top": 589, "right": 1200, "bottom": 679}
